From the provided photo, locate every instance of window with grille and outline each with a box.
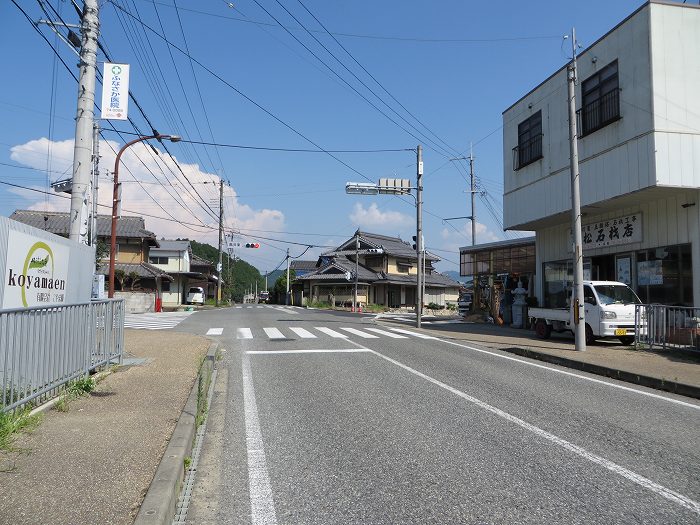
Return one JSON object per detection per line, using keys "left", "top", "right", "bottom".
{"left": 513, "top": 111, "right": 543, "bottom": 170}
{"left": 578, "top": 60, "right": 620, "bottom": 136}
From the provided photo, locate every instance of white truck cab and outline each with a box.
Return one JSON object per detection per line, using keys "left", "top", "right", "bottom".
{"left": 529, "top": 280, "right": 642, "bottom": 345}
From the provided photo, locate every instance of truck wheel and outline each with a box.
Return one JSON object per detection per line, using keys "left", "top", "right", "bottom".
{"left": 535, "top": 319, "right": 552, "bottom": 339}
{"left": 585, "top": 324, "right": 595, "bottom": 345}
{"left": 618, "top": 336, "right": 635, "bottom": 346}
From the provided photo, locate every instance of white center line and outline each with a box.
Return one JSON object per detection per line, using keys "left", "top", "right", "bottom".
{"left": 314, "top": 327, "right": 348, "bottom": 338}
{"left": 357, "top": 342, "right": 700, "bottom": 516}
{"left": 263, "top": 327, "right": 286, "bottom": 339}
{"left": 339, "top": 327, "right": 379, "bottom": 339}
{"left": 289, "top": 327, "right": 317, "bottom": 339}
{"left": 364, "top": 327, "right": 408, "bottom": 339}
{"left": 242, "top": 355, "right": 278, "bottom": 525}
{"left": 237, "top": 328, "right": 253, "bottom": 339}
{"left": 206, "top": 328, "right": 223, "bottom": 336}
{"left": 423, "top": 333, "right": 700, "bottom": 411}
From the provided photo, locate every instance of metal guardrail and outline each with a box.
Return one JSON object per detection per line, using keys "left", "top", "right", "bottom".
{"left": 1, "top": 299, "right": 125, "bottom": 412}
{"left": 635, "top": 304, "right": 700, "bottom": 352}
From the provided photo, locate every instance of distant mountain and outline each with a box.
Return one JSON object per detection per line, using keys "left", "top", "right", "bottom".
{"left": 263, "top": 270, "right": 284, "bottom": 289}
{"left": 442, "top": 270, "right": 466, "bottom": 284}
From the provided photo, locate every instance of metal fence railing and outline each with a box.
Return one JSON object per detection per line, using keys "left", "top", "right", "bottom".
{"left": 635, "top": 304, "right": 700, "bottom": 352}
{"left": 1, "top": 299, "right": 125, "bottom": 412}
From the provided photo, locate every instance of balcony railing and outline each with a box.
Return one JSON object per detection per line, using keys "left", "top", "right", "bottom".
{"left": 577, "top": 88, "right": 621, "bottom": 137}
{"left": 512, "top": 133, "right": 543, "bottom": 170}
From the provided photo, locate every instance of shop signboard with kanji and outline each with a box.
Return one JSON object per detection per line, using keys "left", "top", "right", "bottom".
{"left": 581, "top": 213, "right": 642, "bottom": 250}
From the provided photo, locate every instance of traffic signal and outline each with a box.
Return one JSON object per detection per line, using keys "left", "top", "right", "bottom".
{"left": 412, "top": 235, "right": 417, "bottom": 251}
{"left": 244, "top": 242, "right": 260, "bottom": 248}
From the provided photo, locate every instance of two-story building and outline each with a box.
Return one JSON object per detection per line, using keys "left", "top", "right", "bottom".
{"left": 9, "top": 210, "right": 172, "bottom": 293}
{"left": 503, "top": 0, "right": 699, "bottom": 308}
{"left": 148, "top": 239, "right": 203, "bottom": 306}
{"left": 296, "top": 230, "right": 460, "bottom": 308}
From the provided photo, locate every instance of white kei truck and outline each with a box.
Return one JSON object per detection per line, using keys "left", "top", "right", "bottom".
{"left": 529, "top": 280, "right": 642, "bottom": 345}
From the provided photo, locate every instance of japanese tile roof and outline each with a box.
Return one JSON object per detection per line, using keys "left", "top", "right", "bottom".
{"left": 324, "top": 230, "right": 440, "bottom": 262}
{"left": 374, "top": 272, "right": 461, "bottom": 288}
{"left": 96, "top": 262, "right": 174, "bottom": 281}
{"left": 290, "top": 260, "right": 318, "bottom": 271}
{"left": 295, "top": 256, "right": 378, "bottom": 282}
{"left": 151, "top": 239, "right": 190, "bottom": 252}
{"left": 9, "top": 209, "right": 158, "bottom": 243}
{"left": 191, "top": 254, "right": 214, "bottom": 268}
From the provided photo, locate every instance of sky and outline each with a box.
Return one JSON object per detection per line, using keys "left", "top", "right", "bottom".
{"left": 1, "top": 0, "right": 651, "bottom": 275}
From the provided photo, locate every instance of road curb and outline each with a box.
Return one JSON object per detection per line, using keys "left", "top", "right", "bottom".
{"left": 500, "top": 346, "right": 700, "bottom": 400}
{"left": 133, "top": 342, "right": 219, "bottom": 525}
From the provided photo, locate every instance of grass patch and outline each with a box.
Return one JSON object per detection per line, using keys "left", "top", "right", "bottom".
{"left": 361, "top": 303, "right": 389, "bottom": 313}
{"left": 308, "top": 300, "right": 332, "bottom": 309}
{"left": 0, "top": 408, "right": 41, "bottom": 452}
{"left": 52, "top": 375, "right": 97, "bottom": 412}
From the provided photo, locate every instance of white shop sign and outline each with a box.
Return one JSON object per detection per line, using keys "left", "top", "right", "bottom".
{"left": 2, "top": 230, "right": 70, "bottom": 309}
{"left": 571, "top": 213, "right": 643, "bottom": 251}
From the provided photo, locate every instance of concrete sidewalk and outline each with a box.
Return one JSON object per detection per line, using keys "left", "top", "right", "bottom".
{"left": 378, "top": 317, "right": 700, "bottom": 397}
{"left": 0, "top": 329, "right": 210, "bottom": 525}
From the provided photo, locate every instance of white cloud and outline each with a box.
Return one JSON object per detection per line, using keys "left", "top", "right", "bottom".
{"left": 348, "top": 202, "right": 412, "bottom": 230}
{"left": 9, "top": 137, "right": 287, "bottom": 266}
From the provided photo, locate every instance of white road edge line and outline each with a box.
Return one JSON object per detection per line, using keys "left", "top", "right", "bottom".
{"left": 385, "top": 327, "right": 700, "bottom": 411}
{"left": 353, "top": 340, "right": 700, "bottom": 516}
{"left": 242, "top": 355, "right": 278, "bottom": 525}
{"left": 246, "top": 349, "right": 371, "bottom": 354}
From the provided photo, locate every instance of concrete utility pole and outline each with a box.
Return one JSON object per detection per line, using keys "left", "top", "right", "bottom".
{"left": 416, "top": 145, "right": 423, "bottom": 329}
{"left": 69, "top": 0, "right": 99, "bottom": 244}
{"left": 90, "top": 122, "right": 100, "bottom": 248}
{"left": 286, "top": 248, "right": 290, "bottom": 306}
{"left": 567, "top": 27, "right": 586, "bottom": 352}
{"left": 469, "top": 145, "right": 476, "bottom": 246}
{"left": 353, "top": 232, "right": 359, "bottom": 312}
{"left": 216, "top": 179, "right": 224, "bottom": 307}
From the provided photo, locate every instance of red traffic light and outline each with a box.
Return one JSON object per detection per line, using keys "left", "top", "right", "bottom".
{"left": 245, "top": 242, "right": 260, "bottom": 249}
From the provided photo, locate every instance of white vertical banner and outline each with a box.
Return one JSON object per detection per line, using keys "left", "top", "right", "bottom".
{"left": 101, "top": 63, "right": 130, "bottom": 120}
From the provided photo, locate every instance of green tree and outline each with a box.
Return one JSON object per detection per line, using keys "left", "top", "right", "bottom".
{"left": 272, "top": 270, "right": 295, "bottom": 304}
{"left": 114, "top": 269, "right": 126, "bottom": 291}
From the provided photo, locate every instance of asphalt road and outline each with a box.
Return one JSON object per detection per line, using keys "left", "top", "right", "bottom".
{"left": 173, "top": 305, "right": 700, "bottom": 524}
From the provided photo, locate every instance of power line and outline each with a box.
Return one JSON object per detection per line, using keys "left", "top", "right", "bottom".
{"left": 135, "top": 0, "right": 561, "bottom": 45}
{"left": 107, "top": 0, "right": 394, "bottom": 185}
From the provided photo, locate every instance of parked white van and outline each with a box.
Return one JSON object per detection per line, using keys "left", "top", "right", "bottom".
{"left": 186, "top": 286, "right": 205, "bottom": 305}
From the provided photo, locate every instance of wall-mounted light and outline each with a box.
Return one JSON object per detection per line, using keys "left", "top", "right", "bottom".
{"left": 681, "top": 202, "right": 696, "bottom": 209}
{"left": 528, "top": 103, "right": 533, "bottom": 109}
{"left": 592, "top": 56, "right": 598, "bottom": 64}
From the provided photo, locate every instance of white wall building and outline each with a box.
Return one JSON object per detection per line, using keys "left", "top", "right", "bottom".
{"left": 503, "top": 0, "right": 699, "bottom": 308}
{"left": 148, "top": 239, "right": 193, "bottom": 306}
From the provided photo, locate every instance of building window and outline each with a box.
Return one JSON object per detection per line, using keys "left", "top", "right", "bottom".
{"left": 149, "top": 256, "right": 169, "bottom": 265}
{"left": 578, "top": 60, "right": 620, "bottom": 136}
{"left": 161, "top": 280, "right": 171, "bottom": 292}
{"left": 513, "top": 111, "right": 542, "bottom": 170}
{"left": 636, "top": 244, "right": 692, "bottom": 306}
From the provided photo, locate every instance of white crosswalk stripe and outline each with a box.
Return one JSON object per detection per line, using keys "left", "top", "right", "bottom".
{"left": 263, "top": 327, "right": 286, "bottom": 339}
{"left": 227, "top": 325, "right": 429, "bottom": 341}
{"left": 314, "top": 327, "right": 348, "bottom": 338}
{"left": 124, "top": 311, "right": 194, "bottom": 330}
{"left": 364, "top": 327, "right": 409, "bottom": 339}
{"left": 237, "top": 328, "right": 253, "bottom": 339}
{"left": 206, "top": 328, "right": 224, "bottom": 336}
{"left": 339, "top": 327, "right": 379, "bottom": 339}
{"left": 289, "top": 327, "right": 317, "bottom": 338}
{"left": 388, "top": 327, "right": 438, "bottom": 339}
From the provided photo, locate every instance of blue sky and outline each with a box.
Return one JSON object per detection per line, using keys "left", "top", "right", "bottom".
{"left": 1, "top": 0, "right": 648, "bottom": 273}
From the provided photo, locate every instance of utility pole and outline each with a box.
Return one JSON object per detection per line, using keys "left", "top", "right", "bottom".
{"left": 265, "top": 272, "right": 268, "bottom": 291}
{"left": 567, "top": 28, "right": 586, "bottom": 352}
{"left": 90, "top": 122, "right": 100, "bottom": 248}
{"left": 416, "top": 145, "right": 423, "bottom": 329}
{"left": 216, "top": 179, "right": 224, "bottom": 307}
{"left": 469, "top": 145, "right": 476, "bottom": 246}
{"left": 255, "top": 280, "right": 258, "bottom": 303}
{"left": 353, "top": 232, "right": 359, "bottom": 312}
{"left": 69, "top": 0, "right": 99, "bottom": 244}
{"left": 286, "top": 248, "right": 290, "bottom": 306}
